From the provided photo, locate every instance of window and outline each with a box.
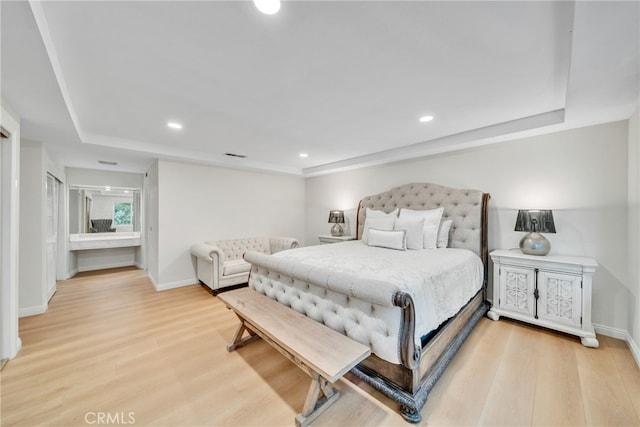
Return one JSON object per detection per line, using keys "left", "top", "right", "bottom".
{"left": 113, "top": 202, "right": 132, "bottom": 225}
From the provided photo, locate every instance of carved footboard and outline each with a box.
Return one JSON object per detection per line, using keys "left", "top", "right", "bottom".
{"left": 354, "top": 290, "right": 488, "bottom": 422}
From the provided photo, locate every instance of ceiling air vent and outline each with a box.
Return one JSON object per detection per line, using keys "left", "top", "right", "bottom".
{"left": 225, "top": 153, "right": 247, "bottom": 159}
{"left": 98, "top": 160, "right": 118, "bottom": 165}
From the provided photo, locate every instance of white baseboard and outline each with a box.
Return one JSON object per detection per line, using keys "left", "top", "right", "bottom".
{"left": 19, "top": 304, "right": 47, "bottom": 318}
{"left": 78, "top": 262, "right": 135, "bottom": 272}
{"left": 9, "top": 337, "right": 23, "bottom": 360}
{"left": 593, "top": 323, "right": 627, "bottom": 340}
{"left": 628, "top": 335, "right": 640, "bottom": 368}
{"left": 149, "top": 274, "right": 199, "bottom": 292}
{"left": 594, "top": 323, "right": 640, "bottom": 368}
{"left": 47, "top": 286, "right": 56, "bottom": 302}
{"left": 66, "top": 269, "right": 79, "bottom": 279}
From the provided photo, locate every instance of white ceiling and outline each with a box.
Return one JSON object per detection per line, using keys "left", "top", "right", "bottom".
{"left": 2, "top": 1, "right": 638, "bottom": 176}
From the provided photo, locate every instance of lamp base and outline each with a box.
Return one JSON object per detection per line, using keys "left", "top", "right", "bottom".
{"left": 519, "top": 232, "right": 550, "bottom": 256}
{"left": 330, "top": 223, "right": 344, "bottom": 237}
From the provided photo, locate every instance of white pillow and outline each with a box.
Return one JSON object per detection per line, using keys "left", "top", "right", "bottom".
{"left": 366, "top": 207, "right": 399, "bottom": 219}
{"left": 367, "top": 228, "right": 406, "bottom": 250}
{"left": 362, "top": 217, "right": 396, "bottom": 243}
{"left": 366, "top": 207, "right": 399, "bottom": 218}
{"left": 398, "top": 207, "right": 444, "bottom": 249}
{"left": 394, "top": 217, "right": 425, "bottom": 250}
{"left": 437, "top": 219, "right": 453, "bottom": 248}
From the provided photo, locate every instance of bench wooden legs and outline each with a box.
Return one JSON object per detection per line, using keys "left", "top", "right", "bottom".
{"left": 226, "top": 318, "right": 260, "bottom": 352}
{"left": 295, "top": 373, "right": 340, "bottom": 427}
{"left": 226, "top": 316, "right": 341, "bottom": 427}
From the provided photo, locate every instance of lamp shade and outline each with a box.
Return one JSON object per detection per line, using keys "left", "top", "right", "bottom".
{"left": 328, "top": 210, "right": 345, "bottom": 224}
{"left": 514, "top": 210, "right": 556, "bottom": 233}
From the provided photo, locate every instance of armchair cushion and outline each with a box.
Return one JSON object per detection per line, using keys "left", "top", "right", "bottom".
{"left": 223, "top": 259, "right": 252, "bottom": 276}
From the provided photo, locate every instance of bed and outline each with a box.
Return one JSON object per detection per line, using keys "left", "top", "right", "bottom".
{"left": 243, "top": 183, "right": 490, "bottom": 422}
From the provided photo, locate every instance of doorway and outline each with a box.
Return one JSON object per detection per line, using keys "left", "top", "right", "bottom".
{"left": 1, "top": 117, "right": 21, "bottom": 364}
{"left": 1, "top": 128, "right": 5, "bottom": 368}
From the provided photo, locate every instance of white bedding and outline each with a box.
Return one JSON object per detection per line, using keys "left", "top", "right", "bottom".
{"left": 245, "top": 240, "right": 483, "bottom": 349}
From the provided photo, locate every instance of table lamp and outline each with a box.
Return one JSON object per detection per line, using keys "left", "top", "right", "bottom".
{"left": 328, "top": 210, "right": 345, "bottom": 237}
{"left": 514, "top": 209, "right": 556, "bottom": 255}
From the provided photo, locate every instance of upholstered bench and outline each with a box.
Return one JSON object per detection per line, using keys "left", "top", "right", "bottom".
{"left": 190, "top": 236, "right": 299, "bottom": 295}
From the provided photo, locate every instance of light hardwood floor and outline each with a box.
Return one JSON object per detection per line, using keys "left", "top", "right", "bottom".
{"left": 1, "top": 267, "right": 638, "bottom": 426}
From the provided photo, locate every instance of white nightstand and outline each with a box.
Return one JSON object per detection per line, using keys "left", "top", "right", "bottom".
{"left": 318, "top": 235, "right": 356, "bottom": 244}
{"left": 488, "top": 249, "right": 599, "bottom": 348}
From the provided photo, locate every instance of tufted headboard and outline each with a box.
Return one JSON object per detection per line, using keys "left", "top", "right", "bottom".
{"left": 356, "top": 183, "right": 490, "bottom": 272}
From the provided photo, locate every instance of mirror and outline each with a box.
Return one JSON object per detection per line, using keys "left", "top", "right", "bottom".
{"left": 68, "top": 185, "right": 141, "bottom": 234}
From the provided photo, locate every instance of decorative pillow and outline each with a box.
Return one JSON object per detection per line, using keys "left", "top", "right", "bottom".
{"left": 394, "top": 217, "right": 425, "bottom": 250}
{"left": 366, "top": 207, "right": 399, "bottom": 219}
{"left": 398, "top": 207, "right": 444, "bottom": 249}
{"left": 362, "top": 217, "right": 396, "bottom": 243}
{"left": 367, "top": 228, "right": 407, "bottom": 250}
{"left": 437, "top": 219, "right": 453, "bottom": 248}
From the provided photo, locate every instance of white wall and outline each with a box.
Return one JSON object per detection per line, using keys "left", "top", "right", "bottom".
{"left": 18, "top": 140, "right": 65, "bottom": 316}
{"left": 146, "top": 161, "right": 159, "bottom": 285}
{"left": 66, "top": 167, "right": 144, "bottom": 189}
{"left": 628, "top": 107, "right": 640, "bottom": 361}
{"left": 148, "top": 159, "right": 305, "bottom": 290}
{"left": 1, "top": 101, "right": 22, "bottom": 360}
{"left": 306, "top": 121, "right": 630, "bottom": 336}
{"left": 18, "top": 140, "right": 47, "bottom": 316}
{"left": 76, "top": 247, "right": 138, "bottom": 272}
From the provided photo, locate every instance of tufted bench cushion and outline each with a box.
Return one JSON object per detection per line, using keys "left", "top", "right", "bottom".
{"left": 191, "top": 236, "right": 300, "bottom": 295}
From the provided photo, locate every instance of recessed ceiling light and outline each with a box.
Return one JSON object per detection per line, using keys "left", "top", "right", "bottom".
{"left": 254, "top": 0, "right": 280, "bottom": 15}
{"left": 167, "top": 122, "right": 183, "bottom": 130}
{"left": 98, "top": 160, "right": 118, "bottom": 166}
{"left": 299, "top": 153, "right": 308, "bottom": 158}
{"left": 419, "top": 115, "right": 434, "bottom": 123}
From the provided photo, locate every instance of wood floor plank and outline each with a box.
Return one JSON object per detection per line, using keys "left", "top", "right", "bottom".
{"left": 1, "top": 267, "right": 638, "bottom": 426}
{"left": 532, "top": 329, "right": 586, "bottom": 426}
{"left": 575, "top": 333, "right": 640, "bottom": 426}
{"left": 422, "top": 317, "right": 511, "bottom": 426}
{"left": 599, "top": 335, "right": 640, "bottom": 419}
{"left": 477, "top": 320, "right": 541, "bottom": 426}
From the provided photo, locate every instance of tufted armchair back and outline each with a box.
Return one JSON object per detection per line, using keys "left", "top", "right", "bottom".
{"left": 213, "top": 237, "right": 272, "bottom": 261}
{"left": 357, "top": 183, "right": 489, "bottom": 259}
{"left": 90, "top": 219, "right": 116, "bottom": 233}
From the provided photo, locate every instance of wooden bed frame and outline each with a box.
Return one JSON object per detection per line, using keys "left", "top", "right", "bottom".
{"left": 350, "top": 183, "right": 491, "bottom": 422}
{"left": 246, "top": 183, "right": 491, "bottom": 422}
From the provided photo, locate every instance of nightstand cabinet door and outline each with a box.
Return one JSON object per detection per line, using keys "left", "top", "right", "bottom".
{"left": 537, "top": 271, "right": 582, "bottom": 328}
{"left": 498, "top": 265, "right": 535, "bottom": 317}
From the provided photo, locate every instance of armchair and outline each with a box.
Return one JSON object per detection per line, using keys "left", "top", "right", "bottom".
{"left": 90, "top": 219, "right": 116, "bottom": 233}
{"left": 191, "top": 236, "right": 299, "bottom": 296}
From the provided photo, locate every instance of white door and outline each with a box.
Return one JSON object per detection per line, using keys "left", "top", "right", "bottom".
{"left": 46, "top": 173, "right": 60, "bottom": 300}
